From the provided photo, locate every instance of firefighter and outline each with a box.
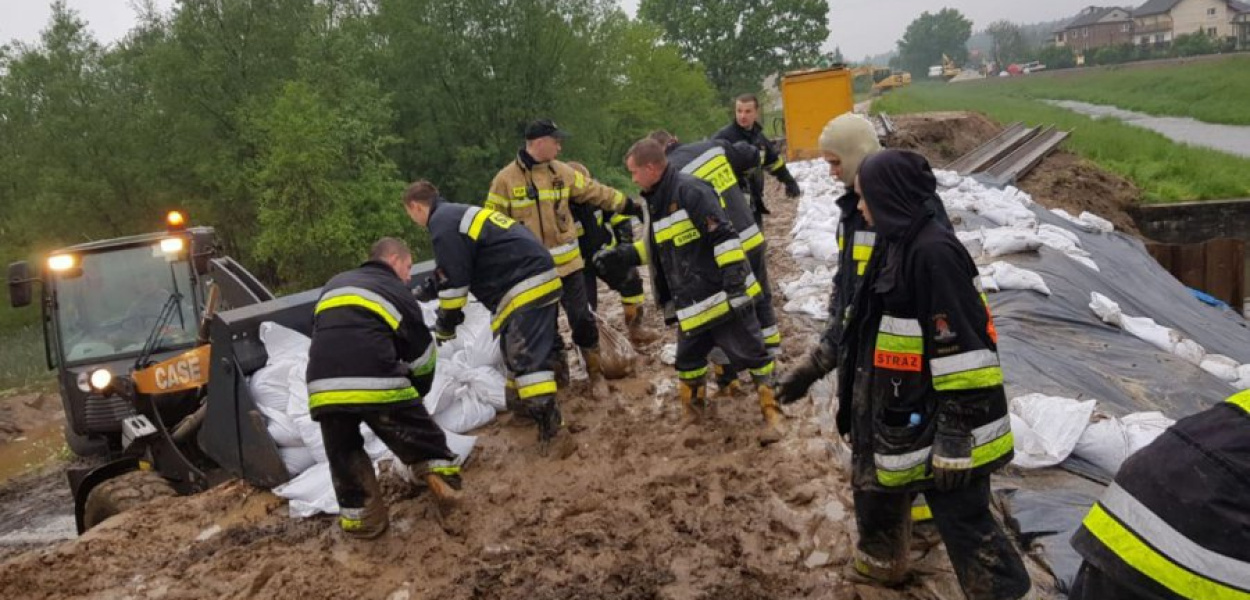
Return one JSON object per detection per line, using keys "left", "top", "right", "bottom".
{"left": 485, "top": 119, "right": 635, "bottom": 396}
{"left": 712, "top": 93, "right": 802, "bottom": 226}
{"left": 593, "top": 138, "right": 784, "bottom": 441}
{"left": 838, "top": 150, "right": 1030, "bottom": 599}
{"left": 648, "top": 130, "right": 781, "bottom": 393}
{"left": 306, "top": 237, "right": 460, "bottom": 539}
{"left": 564, "top": 161, "right": 656, "bottom": 345}
{"left": 403, "top": 181, "right": 567, "bottom": 454}
{"left": 1069, "top": 389, "right": 1250, "bottom": 600}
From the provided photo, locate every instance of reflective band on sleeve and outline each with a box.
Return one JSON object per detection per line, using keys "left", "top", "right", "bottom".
{"left": 516, "top": 370, "right": 557, "bottom": 399}
{"left": 316, "top": 287, "right": 403, "bottom": 330}
{"left": 678, "top": 365, "right": 709, "bottom": 381}
{"left": 632, "top": 240, "right": 650, "bottom": 265}
{"left": 409, "top": 344, "right": 437, "bottom": 377}
{"left": 652, "top": 210, "right": 697, "bottom": 244}
{"left": 739, "top": 224, "right": 765, "bottom": 251}
{"left": 930, "top": 349, "right": 999, "bottom": 376}
{"left": 492, "top": 269, "right": 562, "bottom": 332}
{"left": 854, "top": 231, "right": 877, "bottom": 247}
{"left": 714, "top": 239, "right": 746, "bottom": 266}
{"left": 1228, "top": 390, "right": 1250, "bottom": 414}
{"left": 459, "top": 206, "right": 482, "bottom": 234}
{"left": 309, "top": 386, "right": 418, "bottom": 409}
{"left": 550, "top": 240, "right": 581, "bottom": 265}
{"left": 1084, "top": 484, "right": 1250, "bottom": 599}
{"left": 438, "top": 287, "right": 469, "bottom": 311}
{"left": 931, "top": 349, "right": 1003, "bottom": 391}
{"left": 875, "top": 415, "right": 1013, "bottom": 487}
{"left": 878, "top": 316, "right": 921, "bottom": 336}
{"left": 676, "top": 291, "right": 730, "bottom": 333}
{"left": 767, "top": 156, "right": 786, "bottom": 171}
{"left": 485, "top": 193, "right": 509, "bottom": 209}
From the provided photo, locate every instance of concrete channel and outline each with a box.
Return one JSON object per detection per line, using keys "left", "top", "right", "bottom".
{"left": 1044, "top": 100, "right": 1250, "bottom": 159}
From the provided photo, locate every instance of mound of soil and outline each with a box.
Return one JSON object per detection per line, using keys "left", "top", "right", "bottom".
{"left": 886, "top": 112, "right": 1002, "bottom": 167}
{"left": 0, "top": 392, "right": 61, "bottom": 444}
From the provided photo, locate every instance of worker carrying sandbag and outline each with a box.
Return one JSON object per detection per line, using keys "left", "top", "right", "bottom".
{"left": 649, "top": 130, "right": 781, "bottom": 393}
{"left": 564, "top": 161, "right": 658, "bottom": 346}
{"left": 305, "top": 237, "right": 461, "bottom": 540}
{"left": 485, "top": 119, "right": 638, "bottom": 397}
{"left": 834, "top": 149, "right": 1031, "bottom": 599}
{"left": 593, "top": 138, "right": 783, "bottom": 442}
{"left": 711, "top": 93, "right": 802, "bottom": 226}
{"left": 404, "top": 181, "right": 568, "bottom": 455}
{"left": 1069, "top": 389, "right": 1250, "bottom": 600}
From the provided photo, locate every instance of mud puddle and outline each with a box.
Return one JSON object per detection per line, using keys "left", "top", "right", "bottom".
{"left": 1044, "top": 99, "right": 1250, "bottom": 159}
{"left": 0, "top": 422, "right": 64, "bottom": 483}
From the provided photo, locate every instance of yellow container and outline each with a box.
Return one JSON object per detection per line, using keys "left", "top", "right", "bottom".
{"left": 780, "top": 67, "right": 855, "bottom": 161}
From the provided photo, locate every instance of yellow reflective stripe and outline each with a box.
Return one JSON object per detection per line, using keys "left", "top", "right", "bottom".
{"left": 467, "top": 208, "right": 494, "bottom": 240}
{"left": 679, "top": 301, "right": 730, "bottom": 333}
{"left": 763, "top": 330, "right": 782, "bottom": 345}
{"left": 439, "top": 296, "right": 468, "bottom": 310}
{"left": 742, "top": 231, "right": 765, "bottom": 252}
{"left": 632, "top": 240, "right": 650, "bottom": 265}
{"left": 876, "top": 423, "right": 1013, "bottom": 487}
{"left": 692, "top": 155, "right": 738, "bottom": 193}
{"left": 309, "top": 387, "right": 417, "bottom": 409}
{"left": 679, "top": 366, "right": 708, "bottom": 380}
{"left": 492, "top": 277, "right": 563, "bottom": 332}
{"left": 573, "top": 170, "right": 586, "bottom": 188}
{"left": 429, "top": 465, "right": 461, "bottom": 477}
{"left": 315, "top": 295, "right": 399, "bottom": 330}
{"left": 485, "top": 192, "right": 509, "bottom": 209}
{"left": 933, "top": 366, "right": 1004, "bottom": 391}
{"left": 655, "top": 220, "right": 696, "bottom": 244}
{"left": 518, "top": 380, "right": 558, "bottom": 399}
{"left": 857, "top": 261, "right": 868, "bottom": 276}
{"left": 875, "top": 332, "right": 923, "bottom": 354}
{"left": 551, "top": 242, "right": 581, "bottom": 265}
{"left": 340, "top": 515, "right": 364, "bottom": 531}
{"left": 911, "top": 503, "right": 933, "bottom": 522}
{"left": 747, "top": 280, "right": 762, "bottom": 298}
{"left": 621, "top": 293, "right": 645, "bottom": 305}
{"left": 767, "top": 156, "right": 786, "bottom": 171}
{"left": 750, "top": 361, "right": 775, "bottom": 377}
{"left": 1229, "top": 390, "right": 1250, "bottom": 414}
{"left": 411, "top": 346, "right": 437, "bottom": 377}
{"left": 1083, "top": 504, "right": 1250, "bottom": 600}
{"left": 609, "top": 213, "right": 631, "bottom": 225}
{"left": 853, "top": 245, "right": 874, "bottom": 262}
{"left": 715, "top": 248, "right": 746, "bottom": 267}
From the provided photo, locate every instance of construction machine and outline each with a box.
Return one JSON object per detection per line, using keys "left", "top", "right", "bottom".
{"left": 7, "top": 212, "right": 433, "bottom": 532}
{"left": 850, "top": 65, "right": 913, "bottom": 94}
{"left": 927, "top": 54, "right": 961, "bottom": 80}
{"left": 777, "top": 66, "right": 855, "bottom": 161}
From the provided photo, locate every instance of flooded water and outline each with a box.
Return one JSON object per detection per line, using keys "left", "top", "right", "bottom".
{"left": 1045, "top": 99, "right": 1250, "bottom": 159}
{"left": 0, "top": 423, "right": 64, "bottom": 484}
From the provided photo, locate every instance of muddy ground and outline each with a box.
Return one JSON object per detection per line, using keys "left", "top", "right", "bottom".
{"left": 0, "top": 113, "right": 1093, "bottom": 599}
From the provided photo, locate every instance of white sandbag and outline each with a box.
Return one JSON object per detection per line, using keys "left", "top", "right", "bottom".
{"left": 1009, "top": 394, "right": 1097, "bottom": 468}
{"left": 1237, "top": 364, "right": 1250, "bottom": 386}
{"left": 660, "top": 343, "right": 677, "bottom": 365}
{"left": 982, "top": 227, "right": 1043, "bottom": 257}
{"left": 784, "top": 295, "right": 830, "bottom": 319}
{"left": 1070, "top": 255, "right": 1101, "bottom": 272}
{"left": 987, "top": 262, "right": 1051, "bottom": 296}
{"left": 432, "top": 393, "right": 497, "bottom": 434}
{"left": 1089, "top": 292, "right": 1122, "bottom": 325}
{"left": 981, "top": 207, "right": 1037, "bottom": 230}
{"left": 956, "top": 230, "right": 984, "bottom": 257}
{"left": 1235, "top": 376, "right": 1250, "bottom": 391}
{"left": 275, "top": 462, "right": 340, "bottom": 518}
{"left": 1038, "top": 223, "right": 1080, "bottom": 245}
{"left": 808, "top": 236, "right": 840, "bottom": 263}
{"left": 259, "top": 405, "right": 303, "bottom": 448}
{"left": 1073, "top": 411, "right": 1174, "bottom": 475}
{"left": 1036, "top": 225, "right": 1089, "bottom": 257}
{"left": 1079, "top": 211, "right": 1115, "bottom": 233}
{"left": 279, "top": 446, "right": 317, "bottom": 477}
{"left": 934, "top": 169, "right": 963, "bottom": 188}
{"left": 1171, "top": 337, "right": 1206, "bottom": 366}
{"left": 1199, "top": 355, "right": 1240, "bottom": 382}
{"left": 1119, "top": 315, "right": 1175, "bottom": 353}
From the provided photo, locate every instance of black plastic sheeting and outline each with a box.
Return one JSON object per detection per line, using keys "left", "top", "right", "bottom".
{"left": 955, "top": 204, "right": 1250, "bottom": 594}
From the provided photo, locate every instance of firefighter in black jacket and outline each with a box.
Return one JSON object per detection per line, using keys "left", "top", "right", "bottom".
{"left": 1069, "top": 389, "right": 1250, "bottom": 600}
{"left": 594, "top": 139, "right": 784, "bottom": 441}
{"left": 649, "top": 130, "right": 781, "bottom": 392}
{"left": 306, "top": 237, "right": 459, "bottom": 540}
{"left": 839, "top": 150, "right": 1030, "bottom": 599}
{"left": 402, "top": 181, "right": 567, "bottom": 453}
{"left": 565, "top": 161, "right": 654, "bottom": 344}
{"left": 712, "top": 93, "right": 801, "bottom": 225}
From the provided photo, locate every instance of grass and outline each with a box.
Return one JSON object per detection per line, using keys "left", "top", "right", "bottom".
{"left": 874, "top": 81, "right": 1250, "bottom": 203}
{"left": 986, "top": 55, "right": 1250, "bottom": 126}
{"left": 0, "top": 324, "right": 53, "bottom": 393}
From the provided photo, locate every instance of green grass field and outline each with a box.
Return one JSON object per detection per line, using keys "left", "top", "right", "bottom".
{"left": 984, "top": 55, "right": 1250, "bottom": 126}
{"left": 875, "top": 81, "right": 1250, "bottom": 203}
{"left": 0, "top": 324, "right": 52, "bottom": 392}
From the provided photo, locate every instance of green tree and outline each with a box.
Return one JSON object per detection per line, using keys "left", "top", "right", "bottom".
{"left": 1037, "top": 44, "right": 1077, "bottom": 70}
{"left": 986, "top": 20, "right": 1026, "bottom": 67}
{"left": 896, "top": 8, "right": 973, "bottom": 77}
{"left": 638, "top": 0, "right": 829, "bottom": 100}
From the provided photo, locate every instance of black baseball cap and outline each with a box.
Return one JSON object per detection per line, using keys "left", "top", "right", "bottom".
{"left": 524, "top": 119, "right": 568, "bottom": 141}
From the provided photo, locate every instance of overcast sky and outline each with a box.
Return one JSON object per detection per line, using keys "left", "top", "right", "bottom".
{"left": 3, "top": 0, "right": 1107, "bottom": 59}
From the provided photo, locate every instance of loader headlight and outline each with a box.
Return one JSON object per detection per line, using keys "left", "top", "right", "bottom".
{"left": 159, "top": 237, "right": 185, "bottom": 254}
{"left": 89, "top": 368, "right": 113, "bottom": 392}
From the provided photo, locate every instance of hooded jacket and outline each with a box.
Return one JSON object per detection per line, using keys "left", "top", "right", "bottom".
{"left": 486, "top": 150, "right": 628, "bottom": 277}
{"left": 712, "top": 121, "right": 797, "bottom": 218}
{"left": 840, "top": 150, "right": 1011, "bottom": 493}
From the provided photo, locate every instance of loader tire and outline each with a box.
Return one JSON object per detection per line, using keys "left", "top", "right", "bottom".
{"left": 82, "top": 469, "right": 177, "bottom": 530}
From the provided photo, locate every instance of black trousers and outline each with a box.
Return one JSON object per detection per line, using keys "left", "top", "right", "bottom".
{"left": 675, "top": 308, "right": 772, "bottom": 384}
{"left": 501, "top": 302, "right": 559, "bottom": 390}
{"left": 556, "top": 270, "right": 598, "bottom": 350}
{"left": 581, "top": 260, "right": 644, "bottom": 311}
{"left": 747, "top": 248, "right": 779, "bottom": 348}
{"left": 854, "top": 477, "right": 1032, "bottom": 600}
{"left": 1069, "top": 561, "right": 1157, "bottom": 600}
{"left": 320, "top": 404, "right": 454, "bottom": 511}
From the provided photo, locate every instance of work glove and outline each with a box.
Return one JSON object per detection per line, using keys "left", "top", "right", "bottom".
{"left": 931, "top": 428, "right": 975, "bottom": 491}
{"left": 434, "top": 309, "right": 463, "bottom": 345}
{"left": 621, "top": 196, "right": 646, "bottom": 218}
{"left": 413, "top": 276, "right": 438, "bottom": 302}
{"left": 593, "top": 245, "right": 640, "bottom": 278}
{"left": 611, "top": 217, "right": 634, "bottom": 245}
{"left": 782, "top": 175, "right": 802, "bottom": 199}
{"left": 777, "top": 339, "right": 837, "bottom": 404}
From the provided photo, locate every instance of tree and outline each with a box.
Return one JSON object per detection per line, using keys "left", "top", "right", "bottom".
{"left": 986, "top": 20, "right": 1026, "bottom": 67}
{"left": 638, "top": 0, "right": 829, "bottom": 100}
{"left": 1037, "top": 44, "right": 1077, "bottom": 70}
{"left": 896, "top": 8, "right": 973, "bottom": 77}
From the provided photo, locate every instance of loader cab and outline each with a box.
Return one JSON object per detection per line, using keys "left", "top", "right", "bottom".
{"left": 7, "top": 212, "right": 272, "bottom": 457}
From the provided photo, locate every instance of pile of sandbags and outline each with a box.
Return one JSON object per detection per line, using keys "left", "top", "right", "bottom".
{"left": 1009, "top": 393, "right": 1175, "bottom": 474}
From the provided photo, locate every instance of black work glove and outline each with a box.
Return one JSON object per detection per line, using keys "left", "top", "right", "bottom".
{"left": 413, "top": 276, "right": 438, "bottom": 302}
{"left": 621, "top": 196, "right": 646, "bottom": 218}
{"left": 777, "top": 339, "right": 837, "bottom": 404}
{"left": 782, "top": 176, "right": 802, "bottom": 198}
{"left": 592, "top": 244, "right": 640, "bottom": 277}
{"left": 434, "top": 309, "right": 464, "bottom": 345}
{"left": 612, "top": 217, "right": 634, "bottom": 245}
{"left": 931, "top": 428, "right": 975, "bottom": 491}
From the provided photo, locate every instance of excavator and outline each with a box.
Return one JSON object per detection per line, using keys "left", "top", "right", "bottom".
{"left": 849, "top": 64, "right": 912, "bottom": 94}
{"left": 928, "top": 54, "right": 962, "bottom": 80}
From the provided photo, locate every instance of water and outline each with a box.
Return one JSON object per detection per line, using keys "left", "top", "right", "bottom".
{"left": 0, "top": 422, "right": 64, "bottom": 483}
{"left": 1044, "top": 99, "right": 1250, "bottom": 159}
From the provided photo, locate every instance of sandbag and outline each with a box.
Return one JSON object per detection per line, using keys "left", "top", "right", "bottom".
{"left": 597, "top": 314, "right": 637, "bottom": 379}
{"left": 1009, "top": 394, "right": 1096, "bottom": 469}
{"left": 1071, "top": 411, "right": 1174, "bottom": 475}
{"left": 982, "top": 227, "right": 1043, "bottom": 257}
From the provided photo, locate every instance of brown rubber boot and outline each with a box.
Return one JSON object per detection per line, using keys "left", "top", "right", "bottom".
{"left": 624, "top": 303, "right": 661, "bottom": 345}
{"left": 339, "top": 495, "right": 388, "bottom": 540}
{"left": 712, "top": 364, "right": 741, "bottom": 398}
{"left": 678, "top": 379, "right": 708, "bottom": 425}
{"left": 841, "top": 554, "right": 912, "bottom": 588}
{"left": 757, "top": 383, "right": 786, "bottom": 444}
{"left": 423, "top": 470, "right": 462, "bottom": 516}
{"left": 582, "top": 346, "right": 610, "bottom": 399}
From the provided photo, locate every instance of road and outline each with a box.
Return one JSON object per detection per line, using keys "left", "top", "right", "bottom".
{"left": 1045, "top": 99, "right": 1250, "bottom": 159}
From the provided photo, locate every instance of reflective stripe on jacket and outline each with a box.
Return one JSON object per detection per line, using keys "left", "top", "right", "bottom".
{"left": 306, "top": 261, "right": 436, "bottom": 418}
{"left": 1071, "top": 390, "right": 1250, "bottom": 600}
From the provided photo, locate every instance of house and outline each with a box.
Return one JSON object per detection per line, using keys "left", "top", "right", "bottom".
{"left": 1132, "top": 0, "right": 1250, "bottom": 46}
{"left": 1053, "top": 6, "right": 1135, "bottom": 53}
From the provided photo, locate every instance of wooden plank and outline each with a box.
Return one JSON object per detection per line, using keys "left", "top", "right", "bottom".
{"left": 1203, "top": 238, "right": 1245, "bottom": 309}
{"left": 1177, "top": 243, "right": 1207, "bottom": 290}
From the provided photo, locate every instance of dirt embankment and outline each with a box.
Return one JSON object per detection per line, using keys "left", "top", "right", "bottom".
{"left": 0, "top": 162, "right": 1062, "bottom": 600}
{"left": 887, "top": 111, "right": 1143, "bottom": 235}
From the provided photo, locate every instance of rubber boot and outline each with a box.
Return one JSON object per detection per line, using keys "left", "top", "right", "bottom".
{"left": 713, "top": 363, "right": 741, "bottom": 398}
{"left": 504, "top": 380, "right": 528, "bottom": 416}
{"left": 339, "top": 472, "right": 388, "bottom": 539}
{"left": 678, "top": 379, "right": 708, "bottom": 425}
{"left": 842, "top": 552, "right": 912, "bottom": 588}
{"left": 582, "top": 346, "right": 610, "bottom": 399}
{"left": 529, "top": 395, "right": 565, "bottom": 456}
{"left": 757, "top": 383, "right": 786, "bottom": 444}
{"left": 624, "top": 303, "right": 660, "bottom": 345}
{"left": 423, "top": 470, "right": 462, "bottom": 516}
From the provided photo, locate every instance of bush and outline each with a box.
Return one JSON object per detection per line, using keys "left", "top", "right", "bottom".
{"left": 1038, "top": 45, "right": 1077, "bottom": 70}
{"left": 1172, "top": 32, "right": 1217, "bottom": 57}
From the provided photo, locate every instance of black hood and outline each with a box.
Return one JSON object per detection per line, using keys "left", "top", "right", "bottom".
{"left": 857, "top": 150, "right": 940, "bottom": 241}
